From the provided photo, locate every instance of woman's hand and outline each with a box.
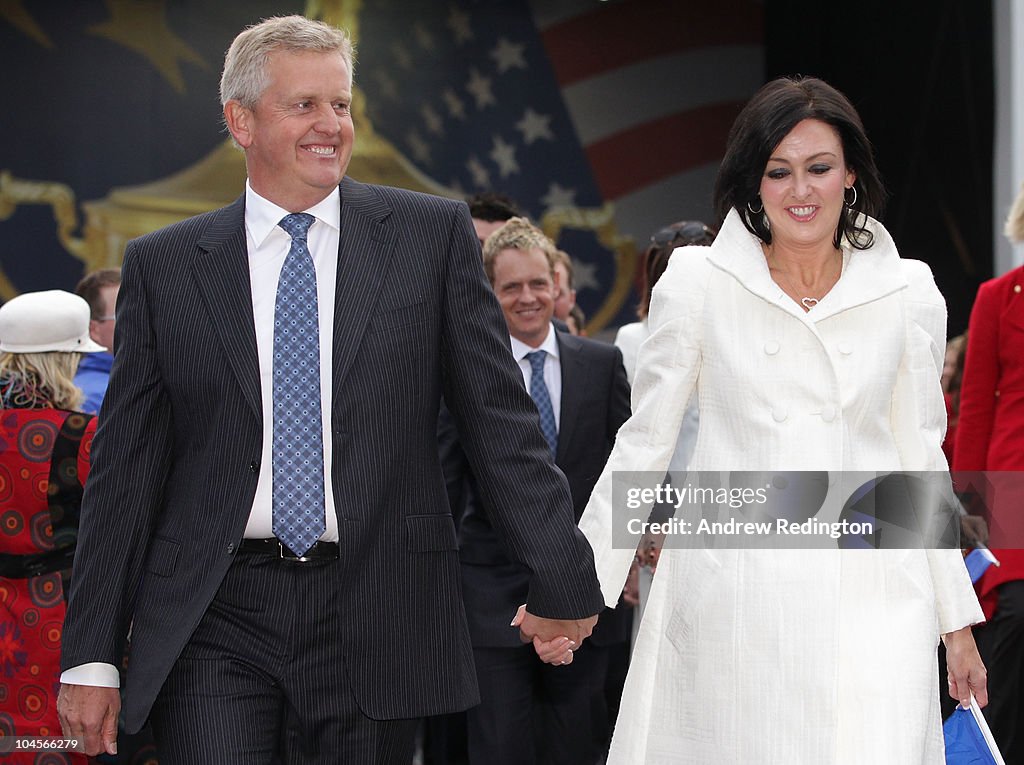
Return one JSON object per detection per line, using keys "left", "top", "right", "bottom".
{"left": 943, "top": 626, "right": 988, "bottom": 708}
{"left": 532, "top": 635, "right": 576, "bottom": 665}
{"left": 622, "top": 557, "right": 640, "bottom": 606}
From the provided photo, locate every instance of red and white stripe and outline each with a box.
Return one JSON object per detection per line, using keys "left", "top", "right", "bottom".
{"left": 532, "top": 0, "right": 764, "bottom": 240}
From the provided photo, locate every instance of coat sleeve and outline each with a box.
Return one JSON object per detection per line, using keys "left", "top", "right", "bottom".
{"left": 62, "top": 239, "right": 175, "bottom": 670}
{"left": 892, "top": 260, "right": 984, "bottom": 633}
{"left": 578, "top": 247, "right": 710, "bottom": 607}
{"left": 438, "top": 201, "right": 603, "bottom": 620}
{"left": 953, "top": 278, "right": 999, "bottom": 472}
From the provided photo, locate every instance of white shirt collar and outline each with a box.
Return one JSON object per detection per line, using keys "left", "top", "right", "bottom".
{"left": 510, "top": 323, "right": 560, "bottom": 362}
{"left": 244, "top": 180, "right": 341, "bottom": 247}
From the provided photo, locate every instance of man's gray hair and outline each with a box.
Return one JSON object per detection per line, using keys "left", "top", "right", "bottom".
{"left": 220, "top": 15, "right": 355, "bottom": 109}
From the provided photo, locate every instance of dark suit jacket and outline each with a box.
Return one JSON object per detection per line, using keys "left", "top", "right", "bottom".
{"left": 444, "top": 330, "right": 631, "bottom": 648}
{"left": 61, "top": 176, "right": 604, "bottom": 732}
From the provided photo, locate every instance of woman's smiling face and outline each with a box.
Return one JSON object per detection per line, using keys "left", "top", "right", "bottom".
{"left": 759, "top": 118, "right": 856, "bottom": 252}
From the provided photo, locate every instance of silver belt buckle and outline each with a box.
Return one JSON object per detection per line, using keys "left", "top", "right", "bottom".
{"left": 277, "top": 541, "right": 312, "bottom": 562}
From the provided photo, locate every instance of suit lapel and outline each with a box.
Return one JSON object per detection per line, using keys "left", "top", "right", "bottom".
{"left": 555, "top": 331, "right": 586, "bottom": 464}
{"left": 192, "top": 196, "right": 262, "bottom": 420}
{"left": 332, "top": 176, "right": 395, "bottom": 402}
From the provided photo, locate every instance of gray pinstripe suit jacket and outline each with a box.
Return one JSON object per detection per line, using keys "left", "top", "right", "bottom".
{"left": 61, "top": 176, "right": 603, "bottom": 732}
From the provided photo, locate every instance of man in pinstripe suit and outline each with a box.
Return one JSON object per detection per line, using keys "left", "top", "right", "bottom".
{"left": 56, "top": 16, "right": 602, "bottom": 764}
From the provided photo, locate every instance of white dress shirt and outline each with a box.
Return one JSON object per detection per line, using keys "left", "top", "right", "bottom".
{"left": 60, "top": 182, "right": 341, "bottom": 688}
{"left": 510, "top": 323, "right": 561, "bottom": 430}
{"left": 242, "top": 182, "right": 340, "bottom": 542}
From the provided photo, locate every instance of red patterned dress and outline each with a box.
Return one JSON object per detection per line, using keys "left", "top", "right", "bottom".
{"left": 0, "top": 405, "right": 96, "bottom": 764}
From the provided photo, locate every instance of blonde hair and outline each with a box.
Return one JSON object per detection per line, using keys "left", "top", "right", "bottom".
{"left": 482, "top": 217, "right": 557, "bottom": 284}
{"left": 1006, "top": 182, "right": 1024, "bottom": 244}
{"left": 0, "top": 352, "right": 83, "bottom": 411}
{"left": 220, "top": 15, "right": 355, "bottom": 109}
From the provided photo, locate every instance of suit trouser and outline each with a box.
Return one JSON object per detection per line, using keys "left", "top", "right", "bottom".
{"left": 466, "top": 642, "right": 609, "bottom": 765}
{"left": 973, "top": 581, "right": 1024, "bottom": 765}
{"left": 148, "top": 551, "right": 417, "bottom": 765}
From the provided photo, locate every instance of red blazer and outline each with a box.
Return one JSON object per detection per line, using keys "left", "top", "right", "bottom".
{"left": 953, "top": 266, "right": 1024, "bottom": 616}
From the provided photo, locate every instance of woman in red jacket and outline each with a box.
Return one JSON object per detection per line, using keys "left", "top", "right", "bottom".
{"left": 0, "top": 290, "right": 103, "bottom": 764}
{"left": 954, "top": 227, "right": 1024, "bottom": 760}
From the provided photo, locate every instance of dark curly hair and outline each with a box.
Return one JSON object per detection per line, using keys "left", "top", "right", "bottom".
{"left": 712, "top": 76, "right": 886, "bottom": 251}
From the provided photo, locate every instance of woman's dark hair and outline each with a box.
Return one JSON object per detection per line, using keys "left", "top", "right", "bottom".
{"left": 637, "top": 221, "right": 717, "bottom": 319}
{"left": 712, "top": 76, "right": 886, "bottom": 251}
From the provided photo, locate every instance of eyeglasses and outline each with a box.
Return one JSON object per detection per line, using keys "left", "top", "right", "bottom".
{"left": 650, "top": 221, "right": 716, "bottom": 247}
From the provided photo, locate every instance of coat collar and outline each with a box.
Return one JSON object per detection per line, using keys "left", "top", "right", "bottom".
{"left": 707, "top": 208, "right": 909, "bottom": 325}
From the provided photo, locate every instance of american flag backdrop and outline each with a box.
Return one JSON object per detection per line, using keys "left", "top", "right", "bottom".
{"left": 0, "top": 0, "right": 763, "bottom": 330}
{"left": 357, "top": 0, "right": 764, "bottom": 329}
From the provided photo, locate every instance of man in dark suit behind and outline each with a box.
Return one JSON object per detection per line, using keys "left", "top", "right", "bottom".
{"left": 56, "top": 16, "right": 602, "bottom": 763}
{"left": 441, "top": 218, "right": 631, "bottom": 764}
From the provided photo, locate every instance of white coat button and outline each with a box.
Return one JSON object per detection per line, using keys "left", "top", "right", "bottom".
{"left": 838, "top": 342, "right": 853, "bottom": 355}
{"left": 772, "top": 406, "right": 788, "bottom": 422}
{"left": 764, "top": 341, "right": 780, "bottom": 355}
{"left": 821, "top": 405, "right": 837, "bottom": 422}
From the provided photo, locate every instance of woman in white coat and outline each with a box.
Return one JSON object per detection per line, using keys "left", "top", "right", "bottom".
{"left": 552, "top": 77, "right": 988, "bottom": 763}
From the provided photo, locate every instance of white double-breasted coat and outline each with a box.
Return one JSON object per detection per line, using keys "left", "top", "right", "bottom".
{"left": 579, "top": 210, "right": 983, "bottom": 764}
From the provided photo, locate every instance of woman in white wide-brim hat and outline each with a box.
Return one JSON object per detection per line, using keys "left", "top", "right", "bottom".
{"left": 0, "top": 289, "right": 104, "bottom": 765}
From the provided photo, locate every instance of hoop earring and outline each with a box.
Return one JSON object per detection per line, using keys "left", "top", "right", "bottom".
{"left": 844, "top": 186, "right": 858, "bottom": 207}
{"left": 747, "top": 198, "right": 763, "bottom": 215}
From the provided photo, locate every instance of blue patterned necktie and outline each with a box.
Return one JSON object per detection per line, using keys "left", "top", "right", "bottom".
{"left": 272, "top": 213, "right": 325, "bottom": 557}
{"left": 526, "top": 350, "right": 558, "bottom": 459}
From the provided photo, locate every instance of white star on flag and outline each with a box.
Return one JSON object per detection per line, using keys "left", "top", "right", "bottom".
{"left": 443, "top": 88, "right": 466, "bottom": 120}
{"left": 490, "top": 135, "right": 519, "bottom": 177}
{"left": 391, "top": 42, "right": 413, "bottom": 70}
{"left": 467, "top": 156, "right": 491, "bottom": 188}
{"left": 421, "top": 105, "right": 444, "bottom": 135}
{"left": 515, "top": 108, "right": 554, "bottom": 144}
{"left": 541, "top": 182, "right": 577, "bottom": 209}
{"left": 446, "top": 6, "right": 473, "bottom": 45}
{"left": 491, "top": 37, "right": 527, "bottom": 73}
{"left": 466, "top": 68, "right": 495, "bottom": 109}
{"left": 414, "top": 23, "right": 435, "bottom": 52}
{"left": 406, "top": 131, "right": 431, "bottom": 164}
{"left": 373, "top": 71, "right": 398, "bottom": 101}
{"left": 571, "top": 259, "right": 600, "bottom": 292}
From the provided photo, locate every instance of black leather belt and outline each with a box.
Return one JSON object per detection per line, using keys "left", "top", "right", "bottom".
{"left": 237, "top": 538, "right": 339, "bottom": 562}
{"left": 0, "top": 546, "right": 76, "bottom": 579}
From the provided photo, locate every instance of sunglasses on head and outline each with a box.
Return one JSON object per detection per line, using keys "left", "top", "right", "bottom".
{"left": 650, "top": 221, "right": 714, "bottom": 247}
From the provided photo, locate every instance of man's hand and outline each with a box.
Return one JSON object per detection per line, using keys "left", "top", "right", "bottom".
{"left": 57, "top": 684, "right": 120, "bottom": 756}
{"left": 960, "top": 515, "right": 989, "bottom": 547}
{"left": 943, "top": 626, "right": 988, "bottom": 709}
{"left": 510, "top": 604, "right": 598, "bottom": 645}
{"left": 638, "top": 531, "right": 664, "bottom": 572}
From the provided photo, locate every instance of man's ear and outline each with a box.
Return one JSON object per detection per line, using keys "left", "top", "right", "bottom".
{"left": 224, "top": 101, "right": 253, "bottom": 148}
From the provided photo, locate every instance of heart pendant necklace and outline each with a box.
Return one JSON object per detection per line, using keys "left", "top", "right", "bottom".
{"left": 766, "top": 249, "right": 841, "bottom": 313}
{"left": 771, "top": 268, "right": 823, "bottom": 313}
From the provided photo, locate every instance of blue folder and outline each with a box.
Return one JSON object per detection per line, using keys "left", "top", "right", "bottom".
{"left": 944, "top": 695, "right": 1004, "bottom": 765}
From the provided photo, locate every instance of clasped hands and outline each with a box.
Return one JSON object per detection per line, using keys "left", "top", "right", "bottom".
{"left": 511, "top": 604, "right": 599, "bottom": 666}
